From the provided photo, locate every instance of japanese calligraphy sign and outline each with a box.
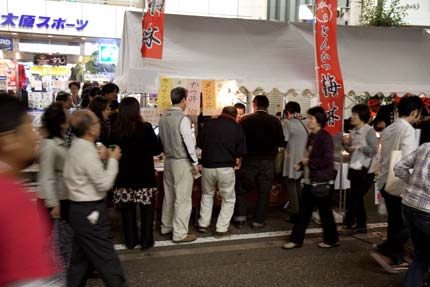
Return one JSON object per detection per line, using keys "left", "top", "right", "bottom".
{"left": 0, "top": 13, "right": 88, "bottom": 31}
{"left": 141, "top": 0, "right": 165, "bottom": 59}
{"left": 202, "top": 80, "right": 217, "bottom": 116}
{"left": 157, "top": 77, "right": 172, "bottom": 114}
{"left": 186, "top": 80, "right": 202, "bottom": 116}
{"left": 314, "top": 0, "right": 345, "bottom": 135}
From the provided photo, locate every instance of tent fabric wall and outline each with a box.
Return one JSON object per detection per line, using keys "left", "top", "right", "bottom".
{"left": 115, "top": 11, "right": 430, "bottom": 96}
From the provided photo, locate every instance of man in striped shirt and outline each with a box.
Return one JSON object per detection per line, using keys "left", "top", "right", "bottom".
{"left": 394, "top": 143, "right": 430, "bottom": 287}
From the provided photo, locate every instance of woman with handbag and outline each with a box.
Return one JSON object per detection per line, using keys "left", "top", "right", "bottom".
{"left": 342, "top": 104, "right": 377, "bottom": 235}
{"left": 111, "top": 97, "right": 162, "bottom": 250}
{"left": 283, "top": 106, "right": 339, "bottom": 249}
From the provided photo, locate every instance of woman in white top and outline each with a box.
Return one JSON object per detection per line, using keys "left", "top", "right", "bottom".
{"left": 342, "top": 104, "right": 378, "bottom": 235}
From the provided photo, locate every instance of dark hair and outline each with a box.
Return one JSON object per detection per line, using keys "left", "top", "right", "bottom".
{"left": 307, "top": 106, "right": 327, "bottom": 128}
{"left": 101, "top": 82, "right": 119, "bottom": 95}
{"left": 398, "top": 95, "right": 424, "bottom": 117}
{"left": 253, "top": 95, "right": 269, "bottom": 109}
{"left": 351, "top": 104, "right": 371, "bottom": 123}
{"left": 42, "top": 102, "right": 66, "bottom": 139}
{"left": 80, "top": 95, "right": 91, "bottom": 109}
{"left": 70, "top": 111, "right": 94, "bottom": 138}
{"left": 68, "top": 81, "right": 80, "bottom": 90}
{"left": 89, "top": 96, "right": 109, "bottom": 122}
{"left": 234, "top": 103, "right": 245, "bottom": 111}
{"left": 82, "top": 81, "right": 92, "bottom": 91}
{"left": 171, "top": 87, "right": 187, "bottom": 105}
{"left": 222, "top": 106, "right": 237, "bottom": 118}
{"left": 0, "top": 94, "right": 27, "bottom": 133}
{"left": 55, "top": 91, "right": 71, "bottom": 103}
{"left": 112, "top": 97, "right": 142, "bottom": 139}
{"left": 284, "top": 101, "right": 301, "bottom": 115}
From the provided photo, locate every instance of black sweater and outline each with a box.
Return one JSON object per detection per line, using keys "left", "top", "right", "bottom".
{"left": 197, "top": 115, "right": 246, "bottom": 168}
{"left": 111, "top": 122, "right": 162, "bottom": 188}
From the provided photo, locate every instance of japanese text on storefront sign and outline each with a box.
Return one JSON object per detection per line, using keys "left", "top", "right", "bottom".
{"left": 157, "top": 77, "right": 172, "bottom": 114}
{"left": 314, "top": 0, "right": 345, "bottom": 135}
{"left": 141, "top": 0, "right": 165, "bottom": 59}
{"left": 0, "top": 13, "right": 89, "bottom": 31}
{"left": 202, "top": 80, "right": 217, "bottom": 116}
{"left": 186, "top": 80, "right": 202, "bottom": 116}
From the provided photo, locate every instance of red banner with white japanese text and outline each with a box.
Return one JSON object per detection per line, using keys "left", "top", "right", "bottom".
{"left": 314, "top": 0, "right": 344, "bottom": 135}
{"left": 141, "top": 0, "right": 165, "bottom": 59}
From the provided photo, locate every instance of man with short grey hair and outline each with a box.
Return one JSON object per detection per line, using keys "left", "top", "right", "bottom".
{"left": 197, "top": 106, "right": 246, "bottom": 237}
{"left": 159, "top": 87, "right": 199, "bottom": 243}
{"left": 64, "top": 110, "right": 126, "bottom": 287}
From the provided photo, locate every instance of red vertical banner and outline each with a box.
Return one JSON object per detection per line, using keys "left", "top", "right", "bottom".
{"left": 314, "top": 0, "right": 344, "bottom": 135}
{"left": 141, "top": 0, "right": 165, "bottom": 59}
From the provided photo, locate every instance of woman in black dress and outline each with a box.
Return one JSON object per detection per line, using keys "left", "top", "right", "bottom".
{"left": 111, "top": 97, "right": 162, "bottom": 250}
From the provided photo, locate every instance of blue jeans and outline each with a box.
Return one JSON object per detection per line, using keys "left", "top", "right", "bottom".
{"left": 402, "top": 204, "right": 430, "bottom": 287}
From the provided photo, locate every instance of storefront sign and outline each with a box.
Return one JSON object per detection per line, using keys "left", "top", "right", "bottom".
{"left": 0, "top": 37, "right": 13, "bottom": 50}
{"left": 141, "top": 0, "right": 165, "bottom": 59}
{"left": 34, "top": 54, "right": 67, "bottom": 66}
{"left": 202, "top": 80, "right": 217, "bottom": 116}
{"left": 30, "top": 66, "right": 71, "bottom": 76}
{"left": 186, "top": 80, "right": 201, "bottom": 116}
{"left": 314, "top": 0, "right": 345, "bottom": 135}
{"left": 157, "top": 77, "right": 172, "bottom": 113}
{"left": 0, "top": 59, "right": 16, "bottom": 88}
{"left": 0, "top": 13, "right": 88, "bottom": 31}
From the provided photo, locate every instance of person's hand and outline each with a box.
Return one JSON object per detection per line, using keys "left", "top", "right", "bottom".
{"left": 235, "top": 158, "right": 241, "bottom": 169}
{"left": 109, "top": 145, "right": 122, "bottom": 161}
{"left": 97, "top": 144, "right": 108, "bottom": 160}
{"left": 192, "top": 164, "right": 200, "bottom": 175}
{"left": 50, "top": 206, "right": 61, "bottom": 219}
{"left": 294, "top": 164, "right": 302, "bottom": 171}
{"left": 301, "top": 157, "right": 309, "bottom": 166}
{"left": 342, "top": 134, "right": 351, "bottom": 145}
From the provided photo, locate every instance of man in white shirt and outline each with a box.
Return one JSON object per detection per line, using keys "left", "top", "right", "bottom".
{"left": 371, "top": 95, "right": 423, "bottom": 273}
{"left": 64, "top": 110, "right": 126, "bottom": 287}
{"left": 159, "top": 87, "right": 199, "bottom": 243}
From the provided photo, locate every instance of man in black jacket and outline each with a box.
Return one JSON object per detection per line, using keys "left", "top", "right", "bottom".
{"left": 196, "top": 106, "right": 246, "bottom": 237}
{"left": 233, "top": 95, "right": 284, "bottom": 228}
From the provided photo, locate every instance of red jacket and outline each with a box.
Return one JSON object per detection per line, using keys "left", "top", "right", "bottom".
{"left": 0, "top": 175, "right": 56, "bottom": 286}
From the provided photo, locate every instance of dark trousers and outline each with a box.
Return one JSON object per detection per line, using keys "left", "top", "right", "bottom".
{"left": 67, "top": 200, "right": 127, "bottom": 287}
{"left": 120, "top": 202, "right": 154, "bottom": 250}
{"left": 379, "top": 188, "right": 409, "bottom": 265}
{"left": 345, "top": 170, "right": 374, "bottom": 228}
{"left": 290, "top": 185, "right": 339, "bottom": 245}
{"left": 234, "top": 158, "right": 274, "bottom": 224}
{"left": 402, "top": 205, "right": 430, "bottom": 287}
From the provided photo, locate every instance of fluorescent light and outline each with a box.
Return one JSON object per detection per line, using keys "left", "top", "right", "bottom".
{"left": 48, "top": 35, "right": 54, "bottom": 38}
{"left": 15, "top": 52, "right": 20, "bottom": 59}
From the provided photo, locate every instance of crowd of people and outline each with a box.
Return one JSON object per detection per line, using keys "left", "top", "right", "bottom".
{"left": 1, "top": 84, "right": 430, "bottom": 287}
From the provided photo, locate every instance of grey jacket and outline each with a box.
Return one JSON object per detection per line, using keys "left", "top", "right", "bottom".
{"left": 37, "top": 137, "right": 68, "bottom": 208}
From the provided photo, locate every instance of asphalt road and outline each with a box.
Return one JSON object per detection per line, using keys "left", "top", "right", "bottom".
{"left": 88, "top": 231, "right": 404, "bottom": 287}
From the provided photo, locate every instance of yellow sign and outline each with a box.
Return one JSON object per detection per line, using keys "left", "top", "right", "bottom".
{"left": 202, "top": 80, "right": 217, "bottom": 115}
{"left": 30, "top": 66, "right": 71, "bottom": 76}
{"left": 157, "top": 77, "right": 172, "bottom": 114}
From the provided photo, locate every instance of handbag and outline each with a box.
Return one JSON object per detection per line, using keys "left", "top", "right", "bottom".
{"left": 385, "top": 127, "right": 407, "bottom": 197}
{"left": 310, "top": 182, "right": 331, "bottom": 198}
{"left": 274, "top": 149, "right": 284, "bottom": 175}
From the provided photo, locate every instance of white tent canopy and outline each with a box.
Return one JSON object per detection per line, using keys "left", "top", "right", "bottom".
{"left": 115, "top": 11, "right": 430, "bottom": 96}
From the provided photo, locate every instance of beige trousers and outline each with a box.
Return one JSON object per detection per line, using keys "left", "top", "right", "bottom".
{"left": 161, "top": 158, "right": 194, "bottom": 241}
{"left": 198, "top": 167, "right": 236, "bottom": 233}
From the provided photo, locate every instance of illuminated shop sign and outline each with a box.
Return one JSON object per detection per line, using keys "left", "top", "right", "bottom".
{"left": 0, "top": 13, "right": 89, "bottom": 31}
{"left": 0, "top": 37, "right": 13, "bottom": 50}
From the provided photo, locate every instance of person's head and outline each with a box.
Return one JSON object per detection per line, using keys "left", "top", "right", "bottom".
{"left": 234, "top": 103, "right": 245, "bottom": 122}
{"left": 284, "top": 101, "right": 301, "bottom": 119}
{"left": 221, "top": 106, "right": 237, "bottom": 119}
{"left": 351, "top": 104, "right": 371, "bottom": 127}
{"left": 252, "top": 95, "right": 269, "bottom": 111}
{"left": 171, "top": 87, "right": 188, "bottom": 110}
{"left": 101, "top": 83, "right": 119, "bottom": 103}
{"left": 113, "top": 97, "right": 142, "bottom": 139}
{"left": 69, "top": 110, "right": 100, "bottom": 141}
{"left": 398, "top": 95, "right": 424, "bottom": 124}
{"left": 0, "top": 95, "right": 37, "bottom": 172}
{"left": 42, "top": 102, "right": 67, "bottom": 139}
{"left": 55, "top": 91, "right": 73, "bottom": 110}
{"left": 68, "top": 81, "right": 80, "bottom": 96}
{"left": 89, "top": 96, "right": 110, "bottom": 121}
{"left": 82, "top": 81, "right": 92, "bottom": 92}
{"left": 306, "top": 106, "right": 327, "bottom": 132}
